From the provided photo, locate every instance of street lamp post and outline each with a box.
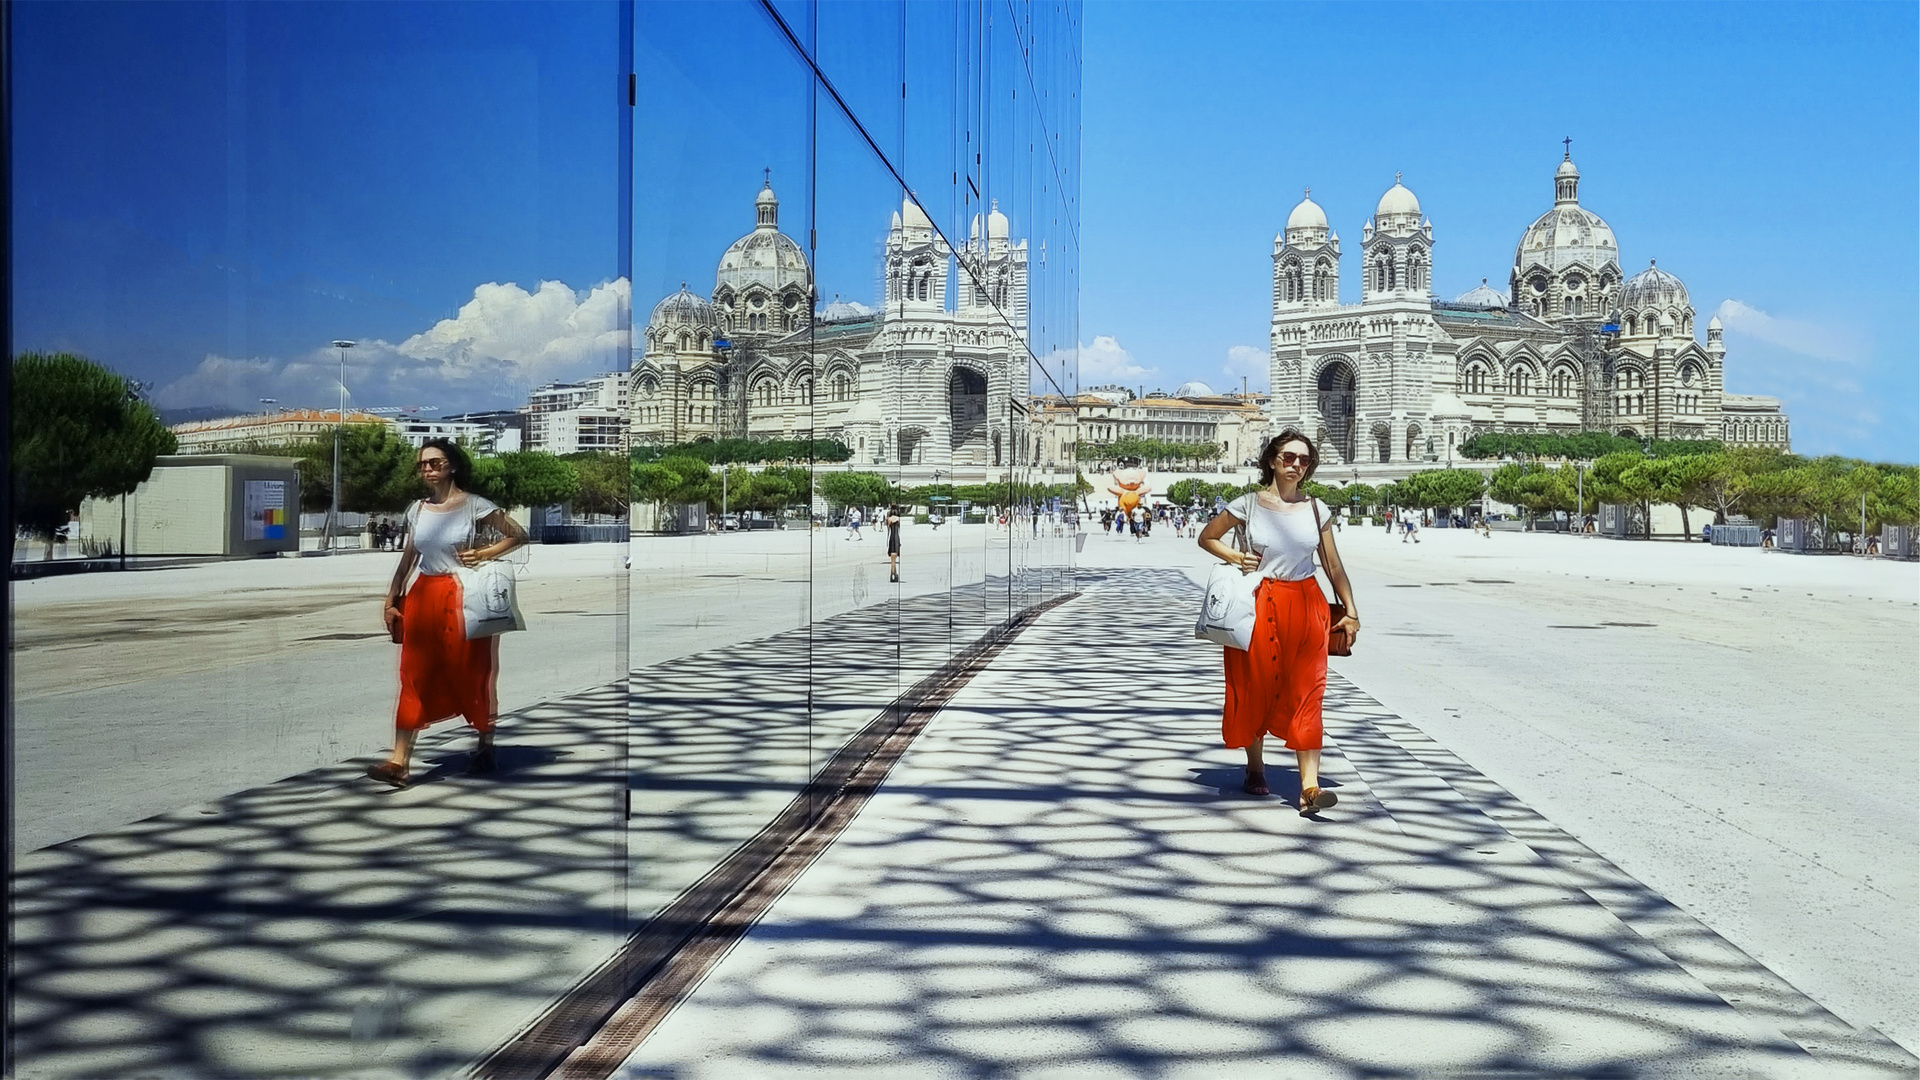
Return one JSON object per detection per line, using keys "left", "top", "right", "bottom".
{"left": 329, "top": 340, "right": 354, "bottom": 551}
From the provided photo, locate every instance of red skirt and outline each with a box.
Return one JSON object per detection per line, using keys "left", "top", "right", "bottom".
{"left": 1222, "top": 578, "right": 1328, "bottom": 750}
{"left": 395, "top": 573, "right": 497, "bottom": 732}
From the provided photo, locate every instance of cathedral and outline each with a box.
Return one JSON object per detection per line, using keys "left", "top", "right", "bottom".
{"left": 1265, "top": 151, "right": 1791, "bottom": 472}
{"left": 629, "top": 179, "right": 1032, "bottom": 477}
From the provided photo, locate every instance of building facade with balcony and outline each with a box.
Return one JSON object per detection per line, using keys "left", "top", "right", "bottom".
{"left": 527, "top": 373, "right": 628, "bottom": 455}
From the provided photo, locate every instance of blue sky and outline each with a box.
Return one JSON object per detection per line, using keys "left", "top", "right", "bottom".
{"left": 10, "top": 1, "right": 623, "bottom": 416}
{"left": 1081, "top": 1, "right": 1918, "bottom": 462}
{"left": 11, "top": 1, "right": 1913, "bottom": 461}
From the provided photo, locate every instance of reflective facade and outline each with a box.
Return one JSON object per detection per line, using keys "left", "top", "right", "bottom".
{"left": 5, "top": 2, "right": 1078, "bottom": 1075}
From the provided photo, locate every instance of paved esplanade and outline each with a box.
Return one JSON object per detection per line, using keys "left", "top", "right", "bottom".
{"left": 616, "top": 527, "right": 1918, "bottom": 1078}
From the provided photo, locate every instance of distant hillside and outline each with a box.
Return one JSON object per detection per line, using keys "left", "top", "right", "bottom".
{"left": 157, "top": 406, "right": 240, "bottom": 426}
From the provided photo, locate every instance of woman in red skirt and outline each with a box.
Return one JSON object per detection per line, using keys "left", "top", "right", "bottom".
{"left": 369, "top": 439, "right": 528, "bottom": 788}
{"left": 1198, "top": 430, "right": 1360, "bottom": 815}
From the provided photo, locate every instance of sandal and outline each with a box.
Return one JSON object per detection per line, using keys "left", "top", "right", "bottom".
{"left": 466, "top": 747, "right": 497, "bottom": 775}
{"left": 367, "top": 761, "right": 409, "bottom": 789}
{"left": 1242, "top": 771, "right": 1270, "bottom": 797}
{"left": 1298, "top": 786, "right": 1337, "bottom": 816}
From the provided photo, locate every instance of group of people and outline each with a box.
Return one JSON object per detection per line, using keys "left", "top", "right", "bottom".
{"left": 369, "top": 517, "right": 409, "bottom": 551}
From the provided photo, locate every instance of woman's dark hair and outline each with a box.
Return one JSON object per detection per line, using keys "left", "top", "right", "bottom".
{"left": 1258, "top": 429, "right": 1319, "bottom": 486}
{"left": 417, "top": 438, "right": 473, "bottom": 488}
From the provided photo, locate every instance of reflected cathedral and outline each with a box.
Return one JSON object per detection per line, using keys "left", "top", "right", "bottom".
{"left": 630, "top": 178, "right": 1031, "bottom": 479}
{"left": 1266, "top": 149, "right": 1792, "bottom": 469}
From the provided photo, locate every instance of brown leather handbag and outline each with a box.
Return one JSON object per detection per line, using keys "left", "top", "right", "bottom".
{"left": 1309, "top": 498, "right": 1353, "bottom": 656}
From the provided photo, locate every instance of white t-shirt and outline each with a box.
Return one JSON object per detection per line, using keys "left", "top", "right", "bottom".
{"left": 1226, "top": 492, "right": 1330, "bottom": 582}
{"left": 407, "top": 493, "right": 500, "bottom": 575}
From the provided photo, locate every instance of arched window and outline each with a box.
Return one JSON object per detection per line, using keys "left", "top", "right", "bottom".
{"left": 1512, "top": 368, "right": 1531, "bottom": 397}
{"left": 1552, "top": 369, "right": 1572, "bottom": 397}
{"left": 1563, "top": 296, "right": 1574, "bottom": 316}
{"left": 1464, "top": 365, "right": 1486, "bottom": 394}
{"left": 1314, "top": 266, "right": 1329, "bottom": 301}
{"left": 1572, "top": 296, "right": 1583, "bottom": 316}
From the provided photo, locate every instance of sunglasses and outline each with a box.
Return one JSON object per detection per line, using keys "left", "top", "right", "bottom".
{"left": 1276, "top": 451, "right": 1312, "bottom": 467}
{"left": 418, "top": 458, "right": 451, "bottom": 471}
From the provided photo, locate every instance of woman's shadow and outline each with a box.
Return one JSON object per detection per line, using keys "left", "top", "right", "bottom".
{"left": 380, "top": 745, "right": 572, "bottom": 791}
{"left": 1189, "top": 763, "right": 1340, "bottom": 803}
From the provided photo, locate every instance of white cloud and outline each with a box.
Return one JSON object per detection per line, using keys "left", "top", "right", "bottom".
{"left": 1047, "top": 334, "right": 1156, "bottom": 385}
{"left": 1713, "top": 299, "right": 1867, "bottom": 365}
{"left": 156, "top": 279, "right": 631, "bottom": 414}
{"left": 1222, "top": 344, "right": 1269, "bottom": 389}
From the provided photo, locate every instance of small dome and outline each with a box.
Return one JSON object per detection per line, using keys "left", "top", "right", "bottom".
{"left": 1556, "top": 158, "right": 1580, "bottom": 180}
{"left": 1455, "top": 279, "right": 1507, "bottom": 309}
{"left": 1286, "top": 189, "right": 1328, "bottom": 232}
{"left": 1621, "top": 260, "right": 1689, "bottom": 312}
{"left": 987, "top": 200, "right": 1009, "bottom": 239}
{"left": 1376, "top": 175, "right": 1420, "bottom": 218}
{"left": 1173, "top": 380, "right": 1216, "bottom": 398}
{"left": 1707, "top": 314, "right": 1722, "bottom": 330}
{"left": 649, "top": 284, "right": 715, "bottom": 330}
{"left": 755, "top": 184, "right": 778, "bottom": 207}
{"left": 900, "top": 195, "right": 932, "bottom": 231}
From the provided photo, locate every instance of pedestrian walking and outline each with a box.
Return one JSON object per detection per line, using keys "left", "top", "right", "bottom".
{"left": 371, "top": 439, "right": 529, "bottom": 788}
{"left": 847, "top": 507, "right": 863, "bottom": 541}
{"left": 886, "top": 504, "right": 903, "bottom": 582}
{"left": 1198, "top": 430, "right": 1361, "bottom": 815}
{"left": 1401, "top": 509, "right": 1421, "bottom": 544}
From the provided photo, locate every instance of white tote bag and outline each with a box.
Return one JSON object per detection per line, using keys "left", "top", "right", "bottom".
{"left": 453, "top": 499, "right": 526, "bottom": 639}
{"left": 1195, "top": 513, "right": 1260, "bottom": 651}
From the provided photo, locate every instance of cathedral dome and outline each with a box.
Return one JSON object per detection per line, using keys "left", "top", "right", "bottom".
{"left": 1376, "top": 177, "right": 1420, "bottom": 218}
{"left": 900, "top": 195, "right": 932, "bottom": 231}
{"left": 1455, "top": 279, "right": 1507, "bottom": 309}
{"left": 1621, "top": 260, "right": 1689, "bottom": 311}
{"left": 1286, "top": 191, "right": 1328, "bottom": 232}
{"left": 1514, "top": 154, "right": 1618, "bottom": 277}
{"left": 970, "top": 201, "right": 1012, "bottom": 240}
{"left": 716, "top": 181, "right": 813, "bottom": 296}
{"left": 1515, "top": 205, "right": 1617, "bottom": 273}
{"left": 1173, "top": 380, "right": 1216, "bottom": 398}
{"left": 649, "top": 283, "right": 715, "bottom": 329}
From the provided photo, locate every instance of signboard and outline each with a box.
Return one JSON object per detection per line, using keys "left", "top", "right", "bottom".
{"left": 243, "top": 479, "right": 290, "bottom": 541}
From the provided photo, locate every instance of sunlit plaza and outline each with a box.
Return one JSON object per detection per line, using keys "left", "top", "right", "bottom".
{"left": 8, "top": 1, "right": 1920, "bottom": 1078}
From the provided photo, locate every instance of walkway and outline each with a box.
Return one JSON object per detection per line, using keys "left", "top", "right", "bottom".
{"left": 614, "top": 568, "right": 1917, "bottom": 1079}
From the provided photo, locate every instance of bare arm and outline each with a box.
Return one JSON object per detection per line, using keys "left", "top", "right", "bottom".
{"left": 383, "top": 542, "right": 418, "bottom": 633}
{"left": 1317, "top": 520, "right": 1361, "bottom": 644}
{"left": 1197, "top": 511, "right": 1258, "bottom": 572}
{"left": 459, "top": 509, "right": 528, "bottom": 566}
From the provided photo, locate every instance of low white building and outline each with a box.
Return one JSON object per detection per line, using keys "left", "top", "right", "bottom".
{"left": 171, "top": 409, "right": 398, "bottom": 452}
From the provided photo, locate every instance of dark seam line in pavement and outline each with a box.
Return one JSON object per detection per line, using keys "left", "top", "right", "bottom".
{"left": 468, "top": 592, "right": 1080, "bottom": 1080}
{"left": 1349, "top": 702, "right": 1920, "bottom": 1074}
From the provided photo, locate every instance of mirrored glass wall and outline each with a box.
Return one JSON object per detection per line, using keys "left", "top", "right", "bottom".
{"left": 625, "top": 0, "right": 1083, "bottom": 963}
{"left": 7, "top": 2, "right": 1077, "bottom": 1075}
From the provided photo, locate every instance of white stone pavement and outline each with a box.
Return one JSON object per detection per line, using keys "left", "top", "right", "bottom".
{"left": 616, "top": 527, "right": 1918, "bottom": 1078}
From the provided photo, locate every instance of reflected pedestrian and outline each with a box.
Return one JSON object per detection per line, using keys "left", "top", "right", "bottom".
{"left": 886, "top": 504, "right": 903, "bottom": 583}
{"left": 1199, "top": 430, "right": 1360, "bottom": 815}
{"left": 371, "top": 439, "right": 528, "bottom": 788}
